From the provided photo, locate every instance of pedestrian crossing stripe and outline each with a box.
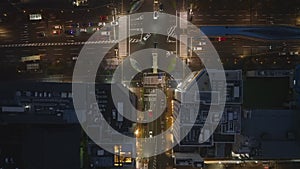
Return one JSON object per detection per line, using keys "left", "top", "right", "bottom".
{"left": 0, "top": 40, "right": 120, "bottom": 48}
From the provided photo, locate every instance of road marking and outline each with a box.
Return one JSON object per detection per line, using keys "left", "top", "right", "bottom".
{"left": 4, "top": 50, "right": 14, "bottom": 53}
{"left": 226, "top": 19, "right": 235, "bottom": 21}
{"left": 194, "top": 18, "right": 203, "bottom": 21}
{"left": 242, "top": 19, "right": 250, "bottom": 21}
{"left": 130, "top": 38, "right": 141, "bottom": 43}
{"left": 0, "top": 40, "right": 119, "bottom": 48}
{"left": 35, "top": 26, "right": 45, "bottom": 29}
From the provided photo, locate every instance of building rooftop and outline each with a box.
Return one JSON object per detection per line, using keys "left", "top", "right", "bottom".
{"left": 242, "top": 109, "right": 300, "bottom": 159}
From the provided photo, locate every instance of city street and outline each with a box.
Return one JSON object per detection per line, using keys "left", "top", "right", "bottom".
{"left": 1, "top": 0, "right": 300, "bottom": 169}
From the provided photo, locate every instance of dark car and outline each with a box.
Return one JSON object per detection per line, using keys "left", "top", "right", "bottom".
{"left": 65, "top": 29, "right": 76, "bottom": 35}
{"left": 159, "top": 3, "right": 164, "bottom": 11}
{"left": 37, "top": 32, "right": 46, "bottom": 37}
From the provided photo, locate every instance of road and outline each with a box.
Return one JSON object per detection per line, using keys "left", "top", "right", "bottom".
{"left": 1, "top": 0, "right": 300, "bottom": 169}
{"left": 0, "top": 0, "right": 299, "bottom": 81}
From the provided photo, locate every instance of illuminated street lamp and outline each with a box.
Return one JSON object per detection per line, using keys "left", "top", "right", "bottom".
{"left": 134, "top": 129, "right": 139, "bottom": 136}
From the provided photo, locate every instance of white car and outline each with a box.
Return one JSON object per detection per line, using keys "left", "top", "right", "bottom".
{"left": 199, "top": 41, "right": 207, "bottom": 46}
{"left": 193, "top": 46, "right": 203, "bottom": 51}
{"left": 153, "top": 11, "right": 159, "bottom": 20}
{"left": 53, "top": 25, "right": 62, "bottom": 29}
{"left": 101, "top": 31, "right": 110, "bottom": 36}
{"left": 143, "top": 33, "right": 151, "bottom": 41}
{"left": 98, "top": 22, "right": 106, "bottom": 26}
{"left": 149, "top": 131, "right": 153, "bottom": 138}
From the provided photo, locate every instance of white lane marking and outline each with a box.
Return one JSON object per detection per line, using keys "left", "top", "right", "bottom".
{"left": 226, "top": 19, "right": 235, "bottom": 21}
{"left": 242, "top": 19, "right": 251, "bottom": 21}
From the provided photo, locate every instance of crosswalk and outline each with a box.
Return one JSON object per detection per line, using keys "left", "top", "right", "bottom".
{"left": 0, "top": 40, "right": 119, "bottom": 48}
{"left": 129, "top": 38, "right": 141, "bottom": 43}
{"left": 0, "top": 38, "right": 143, "bottom": 48}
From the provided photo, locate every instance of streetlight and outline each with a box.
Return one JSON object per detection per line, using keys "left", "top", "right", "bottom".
{"left": 134, "top": 129, "right": 139, "bottom": 136}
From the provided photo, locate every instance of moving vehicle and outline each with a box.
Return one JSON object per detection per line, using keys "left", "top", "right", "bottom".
{"left": 143, "top": 33, "right": 151, "bottom": 41}
{"left": 149, "top": 131, "right": 153, "bottom": 138}
{"left": 153, "top": 11, "right": 159, "bottom": 20}
{"left": 129, "top": 0, "right": 144, "bottom": 14}
{"left": 52, "top": 29, "right": 61, "bottom": 35}
{"left": 37, "top": 32, "right": 46, "bottom": 37}
{"left": 193, "top": 46, "right": 203, "bottom": 51}
{"left": 159, "top": 3, "right": 164, "bottom": 11}
{"left": 101, "top": 31, "right": 110, "bottom": 36}
{"left": 217, "top": 36, "right": 226, "bottom": 42}
{"left": 53, "top": 25, "right": 62, "bottom": 29}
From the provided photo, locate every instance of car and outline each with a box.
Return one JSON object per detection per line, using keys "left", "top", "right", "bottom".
{"left": 52, "top": 29, "right": 61, "bottom": 35}
{"left": 53, "top": 25, "right": 62, "bottom": 30}
{"left": 153, "top": 11, "right": 159, "bottom": 20}
{"left": 159, "top": 3, "right": 164, "bottom": 11}
{"left": 88, "top": 22, "right": 93, "bottom": 27}
{"left": 99, "top": 15, "right": 108, "bottom": 21}
{"left": 149, "top": 131, "right": 153, "bottom": 138}
{"left": 217, "top": 36, "right": 226, "bottom": 42}
{"left": 193, "top": 46, "right": 203, "bottom": 51}
{"left": 71, "top": 23, "right": 80, "bottom": 28}
{"left": 101, "top": 31, "right": 110, "bottom": 36}
{"left": 98, "top": 22, "right": 106, "bottom": 26}
{"left": 65, "top": 29, "right": 76, "bottom": 35}
{"left": 37, "top": 32, "right": 46, "bottom": 37}
{"left": 199, "top": 41, "right": 206, "bottom": 46}
{"left": 80, "top": 28, "right": 87, "bottom": 33}
{"left": 279, "top": 52, "right": 286, "bottom": 56}
{"left": 143, "top": 33, "right": 151, "bottom": 41}
{"left": 111, "top": 20, "right": 118, "bottom": 26}
{"left": 81, "top": 23, "right": 89, "bottom": 27}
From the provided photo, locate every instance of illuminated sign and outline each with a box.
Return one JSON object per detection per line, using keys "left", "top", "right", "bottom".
{"left": 29, "top": 14, "right": 42, "bottom": 21}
